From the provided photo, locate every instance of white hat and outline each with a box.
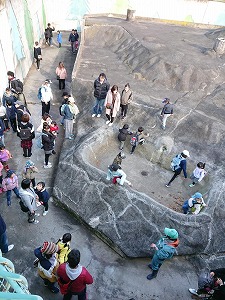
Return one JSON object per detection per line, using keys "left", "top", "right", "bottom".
{"left": 182, "top": 150, "right": 190, "bottom": 157}
{"left": 68, "top": 97, "right": 75, "bottom": 103}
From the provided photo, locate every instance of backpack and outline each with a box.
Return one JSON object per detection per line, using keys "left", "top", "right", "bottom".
{"left": 19, "top": 128, "right": 32, "bottom": 140}
{"left": 15, "top": 79, "right": 23, "bottom": 93}
{"left": 170, "top": 154, "right": 184, "bottom": 171}
{"left": 198, "top": 270, "right": 214, "bottom": 290}
{"left": 37, "top": 87, "right": 42, "bottom": 100}
{"left": 130, "top": 133, "right": 139, "bottom": 146}
{"left": 36, "top": 133, "right": 48, "bottom": 149}
{"left": 60, "top": 104, "right": 66, "bottom": 115}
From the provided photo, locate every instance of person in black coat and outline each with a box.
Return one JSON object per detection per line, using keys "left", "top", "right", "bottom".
{"left": 17, "top": 114, "right": 35, "bottom": 158}
{"left": 92, "top": 73, "right": 110, "bottom": 118}
{"left": 42, "top": 123, "right": 56, "bottom": 169}
{"left": 0, "top": 213, "right": 14, "bottom": 253}
{"left": 6, "top": 100, "right": 17, "bottom": 132}
{"left": 118, "top": 124, "right": 132, "bottom": 150}
{"left": 34, "top": 41, "right": 42, "bottom": 70}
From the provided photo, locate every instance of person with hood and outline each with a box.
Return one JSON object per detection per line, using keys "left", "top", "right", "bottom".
{"left": 22, "top": 160, "right": 39, "bottom": 187}
{"left": 6, "top": 100, "right": 17, "bottom": 132}
{"left": 34, "top": 241, "right": 59, "bottom": 293}
{"left": 92, "top": 73, "right": 110, "bottom": 118}
{"left": 189, "top": 162, "right": 207, "bottom": 187}
{"left": 34, "top": 41, "right": 42, "bottom": 71}
{"left": 147, "top": 227, "right": 179, "bottom": 280}
{"left": 56, "top": 233, "right": 72, "bottom": 264}
{"left": 160, "top": 98, "right": 173, "bottom": 130}
{"left": 2, "top": 88, "right": 16, "bottom": 107}
{"left": 17, "top": 114, "right": 35, "bottom": 158}
{"left": 19, "top": 179, "right": 39, "bottom": 224}
{"left": 0, "top": 213, "right": 14, "bottom": 254}
{"left": 61, "top": 96, "right": 79, "bottom": 140}
{"left": 40, "top": 79, "right": 53, "bottom": 116}
{"left": 0, "top": 143, "right": 12, "bottom": 171}
{"left": 118, "top": 124, "right": 133, "bottom": 150}
{"left": 2, "top": 170, "right": 20, "bottom": 206}
{"left": 120, "top": 83, "right": 133, "bottom": 119}
{"left": 182, "top": 192, "right": 207, "bottom": 215}
{"left": 57, "top": 248, "right": 93, "bottom": 300}
{"left": 166, "top": 150, "right": 190, "bottom": 187}
{"left": 106, "top": 163, "right": 132, "bottom": 186}
{"left": 104, "top": 85, "right": 120, "bottom": 126}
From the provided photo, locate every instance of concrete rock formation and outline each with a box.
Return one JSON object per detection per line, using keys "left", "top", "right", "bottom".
{"left": 53, "top": 17, "right": 225, "bottom": 257}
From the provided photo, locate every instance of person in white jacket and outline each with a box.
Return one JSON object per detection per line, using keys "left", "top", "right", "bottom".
{"left": 106, "top": 163, "right": 132, "bottom": 186}
{"left": 40, "top": 79, "right": 53, "bottom": 116}
{"left": 189, "top": 162, "right": 206, "bottom": 187}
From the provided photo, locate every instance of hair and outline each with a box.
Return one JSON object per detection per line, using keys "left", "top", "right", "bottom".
{"left": 45, "top": 253, "right": 53, "bottom": 259}
{"left": 111, "top": 85, "right": 118, "bottom": 93}
{"left": 74, "top": 29, "right": 77, "bottom": 32}
{"left": 7, "top": 71, "right": 14, "bottom": 77}
{"left": 43, "top": 124, "right": 50, "bottom": 130}
{"left": 0, "top": 143, "right": 5, "bottom": 150}
{"left": 57, "top": 30, "right": 60, "bottom": 33}
{"left": 35, "top": 41, "right": 39, "bottom": 46}
{"left": 62, "top": 233, "right": 72, "bottom": 243}
{"left": 138, "top": 127, "right": 144, "bottom": 132}
{"left": 21, "top": 179, "right": 31, "bottom": 189}
{"left": 99, "top": 73, "right": 106, "bottom": 79}
{"left": 72, "top": 29, "right": 75, "bottom": 31}
{"left": 197, "top": 162, "right": 205, "bottom": 169}
{"left": 123, "top": 124, "right": 129, "bottom": 129}
{"left": 37, "top": 181, "right": 45, "bottom": 189}
{"left": 21, "top": 114, "right": 30, "bottom": 123}
{"left": 181, "top": 153, "right": 187, "bottom": 158}
{"left": 51, "top": 120, "right": 57, "bottom": 126}
{"left": 59, "top": 61, "right": 64, "bottom": 68}
{"left": 67, "top": 249, "right": 80, "bottom": 268}
{"left": 47, "top": 23, "right": 51, "bottom": 26}
{"left": 42, "top": 113, "right": 51, "bottom": 121}
{"left": 5, "top": 88, "right": 11, "bottom": 92}
{"left": 125, "top": 83, "right": 130, "bottom": 88}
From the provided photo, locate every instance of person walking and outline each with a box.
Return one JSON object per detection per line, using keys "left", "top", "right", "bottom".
{"left": 68, "top": 29, "right": 79, "bottom": 54}
{"left": 104, "top": 85, "right": 120, "bottom": 126}
{"left": 120, "top": 83, "right": 133, "bottom": 119}
{"left": 61, "top": 97, "right": 79, "bottom": 140}
{"left": 182, "top": 192, "right": 207, "bottom": 215}
{"left": 161, "top": 98, "right": 173, "bottom": 130}
{"left": 2, "top": 170, "right": 21, "bottom": 206}
{"left": 147, "top": 227, "right": 179, "bottom": 280}
{"left": 42, "top": 123, "right": 56, "bottom": 168}
{"left": 57, "top": 30, "right": 62, "bottom": 48}
{"left": 166, "top": 150, "right": 190, "bottom": 187}
{"left": 0, "top": 214, "right": 14, "bottom": 254}
{"left": 92, "top": 73, "right": 110, "bottom": 118}
{"left": 19, "top": 179, "right": 39, "bottom": 224}
{"left": 39, "top": 79, "right": 53, "bottom": 116}
{"left": 34, "top": 41, "right": 42, "bottom": 71}
{"left": 56, "top": 62, "right": 67, "bottom": 90}
{"left": 118, "top": 124, "right": 132, "bottom": 150}
{"left": 45, "top": 23, "right": 55, "bottom": 46}
{"left": 130, "top": 127, "right": 149, "bottom": 154}
{"left": 57, "top": 249, "right": 93, "bottom": 300}
{"left": 17, "top": 114, "right": 35, "bottom": 158}
{"left": 189, "top": 162, "right": 207, "bottom": 187}
{"left": 22, "top": 160, "right": 39, "bottom": 187}
{"left": 6, "top": 100, "right": 17, "bottom": 132}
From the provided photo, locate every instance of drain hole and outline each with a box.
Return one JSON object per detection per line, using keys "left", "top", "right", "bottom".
{"left": 141, "top": 171, "right": 149, "bottom": 176}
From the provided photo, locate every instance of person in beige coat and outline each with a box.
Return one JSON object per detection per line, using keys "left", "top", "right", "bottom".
{"left": 104, "top": 85, "right": 120, "bottom": 126}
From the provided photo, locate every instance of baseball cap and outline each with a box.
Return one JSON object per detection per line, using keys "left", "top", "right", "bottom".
{"left": 182, "top": 150, "right": 190, "bottom": 157}
{"left": 62, "top": 92, "right": 69, "bottom": 97}
{"left": 162, "top": 97, "right": 170, "bottom": 103}
{"left": 164, "top": 228, "right": 178, "bottom": 239}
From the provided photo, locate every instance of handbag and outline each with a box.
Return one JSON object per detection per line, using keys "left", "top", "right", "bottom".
{"left": 106, "top": 103, "right": 113, "bottom": 109}
{"left": 57, "top": 75, "right": 60, "bottom": 80}
{"left": 37, "top": 54, "right": 42, "bottom": 60}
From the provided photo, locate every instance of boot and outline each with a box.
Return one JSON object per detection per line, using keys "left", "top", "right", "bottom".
{"left": 147, "top": 269, "right": 158, "bottom": 280}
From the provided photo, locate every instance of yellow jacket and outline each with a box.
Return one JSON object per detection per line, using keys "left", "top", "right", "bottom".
{"left": 57, "top": 241, "right": 71, "bottom": 264}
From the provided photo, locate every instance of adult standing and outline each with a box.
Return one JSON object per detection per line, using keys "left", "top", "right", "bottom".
{"left": 45, "top": 23, "right": 55, "bottom": 46}
{"left": 61, "top": 97, "right": 79, "bottom": 140}
{"left": 120, "top": 83, "right": 133, "bottom": 120}
{"left": 6, "top": 100, "right": 17, "bottom": 132}
{"left": 104, "top": 85, "right": 120, "bottom": 126}
{"left": 40, "top": 79, "right": 53, "bottom": 116}
{"left": 68, "top": 29, "right": 79, "bottom": 54}
{"left": 57, "top": 249, "right": 93, "bottom": 300}
{"left": 36, "top": 113, "right": 52, "bottom": 132}
{"left": 2, "top": 88, "right": 16, "bottom": 107}
{"left": 0, "top": 213, "right": 14, "bottom": 253}
{"left": 161, "top": 98, "right": 173, "bottom": 130}
{"left": 19, "top": 179, "right": 39, "bottom": 224}
{"left": 15, "top": 102, "right": 31, "bottom": 125}
{"left": 34, "top": 41, "right": 42, "bottom": 71}
{"left": 42, "top": 124, "right": 56, "bottom": 168}
{"left": 0, "top": 102, "right": 10, "bottom": 131}
{"left": 92, "top": 73, "right": 110, "bottom": 118}
{"left": 17, "top": 114, "right": 35, "bottom": 158}
{"left": 56, "top": 62, "right": 67, "bottom": 90}
{"left": 147, "top": 227, "right": 179, "bottom": 280}
{"left": 7, "top": 71, "right": 25, "bottom": 105}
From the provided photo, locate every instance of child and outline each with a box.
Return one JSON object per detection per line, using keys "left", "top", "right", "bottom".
{"left": 0, "top": 161, "right": 3, "bottom": 193}
{"left": 2, "top": 170, "right": 20, "bottom": 206}
{"left": 130, "top": 126, "right": 149, "bottom": 154}
{"left": 0, "top": 143, "right": 12, "bottom": 171}
{"left": 182, "top": 192, "right": 207, "bottom": 215}
{"left": 57, "top": 30, "right": 62, "bottom": 48}
{"left": 22, "top": 161, "right": 39, "bottom": 187}
{"left": 106, "top": 163, "right": 132, "bottom": 186}
{"left": 56, "top": 233, "right": 72, "bottom": 264}
{"left": 189, "top": 162, "right": 206, "bottom": 187}
{"left": 35, "top": 182, "right": 49, "bottom": 216}
{"left": 118, "top": 124, "right": 132, "bottom": 150}
{"left": 50, "top": 121, "right": 59, "bottom": 135}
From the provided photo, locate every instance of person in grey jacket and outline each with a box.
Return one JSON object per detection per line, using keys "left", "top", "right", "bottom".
{"left": 19, "top": 179, "right": 39, "bottom": 224}
{"left": 161, "top": 98, "right": 173, "bottom": 130}
{"left": 61, "top": 97, "right": 79, "bottom": 140}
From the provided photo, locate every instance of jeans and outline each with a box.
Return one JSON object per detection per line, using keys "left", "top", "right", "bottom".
{"left": 6, "top": 188, "right": 20, "bottom": 206}
{"left": 23, "top": 147, "right": 32, "bottom": 158}
{"left": 119, "top": 140, "right": 125, "bottom": 150}
{"left": 93, "top": 98, "right": 105, "bottom": 115}
{"left": 49, "top": 37, "right": 52, "bottom": 45}
{"left": 63, "top": 288, "right": 86, "bottom": 300}
{"left": 9, "top": 118, "right": 17, "bottom": 132}
{"left": 151, "top": 253, "right": 164, "bottom": 271}
{"left": 45, "top": 153, "right": 51, "bottom": 165}
{"left": 0, "top": 135, "right": 4, "bottom": 145}
{"left": 71, "top": 41, "right": 76, "bottom": 53}
{"left": 0, "top": 232, "right": 9, "bottom": 253}
{"left": 36, "top": 59, "right": 40, "bottom": 69}
{"left": 121, "top": 104, "right": 128, "bottom": 117}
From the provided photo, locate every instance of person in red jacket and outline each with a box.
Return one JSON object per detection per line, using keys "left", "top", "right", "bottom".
{"left": 57, "top": 249, "right": 93, "bottom": 300}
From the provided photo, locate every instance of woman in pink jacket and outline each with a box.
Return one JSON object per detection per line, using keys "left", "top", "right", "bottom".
{"left": 2, "top": 170, "right": 21, "bottom": 206}
{"left": 104, "top": 85, "right": 120, "bottom": 126}
{"left": 56, "top": 62, "right": 67, "bottom": 90}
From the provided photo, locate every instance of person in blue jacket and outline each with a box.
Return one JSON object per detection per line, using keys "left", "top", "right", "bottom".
{"left": 57, "top": 31, "right": 62, "bottom": 48}
{"left": 0, "top": 213, "right": 14, "bottom": 253}
{"left": 35, "top": 181, "right": 49, "bottom": 216}
{"left": 147, "top": 227, "right": 179, "bottom": 280}
{"left": 6, "top": 100, "right": 17, "bottom": 132}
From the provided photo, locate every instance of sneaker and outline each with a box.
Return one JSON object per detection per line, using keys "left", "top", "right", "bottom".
{"left": 33, "top": 220, "right": 39, "bottom": 224}
{"left": 189, "top": 183, "right": 195, "bottom": 187}
{"left": 106, "top": 120, "right": 110, "bottom": 125}
{"left": 97, "top": 114, "right": 101, "bottom": 118}
{"left": 130, "top": 152, "right": 134, "bottom": 155}
{"left": 35, "top": 213, "right": 40, "bottom": 217}
{"left": 92, "top": 114, "right": 96, "bottom": 118}
{"left": 68, "top": 136, "right": 74, "bottom": 140}
{"left": 43, "top": 210, "right": 48, "bottom": 216}
{"left": 188, "top": 289, "right": 198, "bottom": 296}
{"left": 52, "top": 150, "right": 56, "bottom": 155}
{"left": 43, "top": 164, "right": 52, "bottom": 169}
{"left": 127, "top": 181, "right": 132, "bottom": 187}
{"left": 8, "top": 244, "right": 14, "bottom": 252}
{"left": 108, "top": 123, "right": 113, "bottom": 126}
{"left": 165, "top": 184, "right": 171, "bottom": 188}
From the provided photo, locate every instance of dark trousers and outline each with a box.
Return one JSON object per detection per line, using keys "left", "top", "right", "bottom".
{"left": 45, "top": 153, "right": 51, "bottom": 165}
{"left": 63, "top": 288, "right": 86, "bottom": 300}
{"left": 106, "top": 113, "right": 114, "bottom": 123}
{"left": 36, "top": 59, "right": 40, "bottom": 69}
{"left": 43, "top": 201, "right": 49, "bottom": 212}
{"left": 131, "top": 145, "right": 136, "bottom": 153}
{"left": 0, "top": 232, "right": 9, "bottom": 253}
{"left": 42, "top": 102, "right": 50, "bottom": 116}
{"left": 167, "top": 169, "right": 182, "bottom": 185}
{"left": 0, "top": 116, "right": 9, "bottom": 130}
{"left": 59, "top": 79, "right": 65, "bottom": 90}
{"left": 9, "top": 118, "right": 17, "bottom": 132}
{"left": 121, "top": 104, "right": 128, "bottom": 117}
{"left": 23, "top": 147, "right": 32, "bottom": 158}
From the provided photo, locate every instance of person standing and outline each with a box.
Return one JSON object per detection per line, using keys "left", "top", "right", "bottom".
{"left": 189, "top": 162, "right": 207, "bottom": 187}
{"left": 61, "top": 97, "right": 79, "bottom": 140}
{"left": 161, "top": 98, "right": 173, "bottom": 130}
{"left": 56, "top": 62, "right": 67, "bottom": 90}
{"left": 59, "top": 92, "right": 70, "bottom": 125}
{"left": 6, "top": 100, "right": 17, "bottom": 132}
{"left": 68, "top": 29, "right": 79, "bottom": 54}
{"left": 40, "top": 79, "right": 53, "bottom": 116}
{"left": 42, "top": 124, "right": 56, "bottom": 168}
{"left": 57, "top": 30, "right": 62, "bottom": 48}
{"left": 35, "top": 181, "right": 50, "bottom": 216}
{"left": 0, "top": 214, "right": 14, "bottom": 254}
{"left": 7, "top": 71, "right": 25, "bottom": 105}
{"left": 104, "top": 85, "right": 120, "bottom": 126}
{"left": 22, "top": 160, "right": 39, "bottom": 187}
{"left": 34, "top": 41, "right": 42, "bottom": 71}
{"left": 57, "top": 249, "right": 93, "bottom": 300}
{"left": 0, "top": 102, "right": 10, "bottom": 132}
{"left": 2, "top": 170, "right": 21, "bottom": 206}
{"left": 118, "top": 124, "right": 132, "bottom": 150}
{"left": 45, "top": 23, "right": 55, "bottom": 46}
{"left": 17, "top": 114, "right": 35, "bottom": 158}
{"left": 2, "top": 88, "right": 16, "bottom": 107}
{"left": 120, "top": 83, "right": 133, "bottom": 119}
{"left": 147, "top": 227, "right": 179, "bottom": 280}
{"left": 92, "top": 73, "right": 110, "bottom": 118}
{"left": 166, "top": 150, "right": 190, "bottom": 187}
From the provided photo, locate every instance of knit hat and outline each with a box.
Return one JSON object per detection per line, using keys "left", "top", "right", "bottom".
{"left": 41, "top": 242, "right": 58, "bottom": 254}
{"left": 192, "top": 192, "right": 202, "bottom": 199}
{"left": 164, "top": 228, "right": 178, "bottom": 240}
{"left": 25, "top": 161, "right": 35, "bottom": 168}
